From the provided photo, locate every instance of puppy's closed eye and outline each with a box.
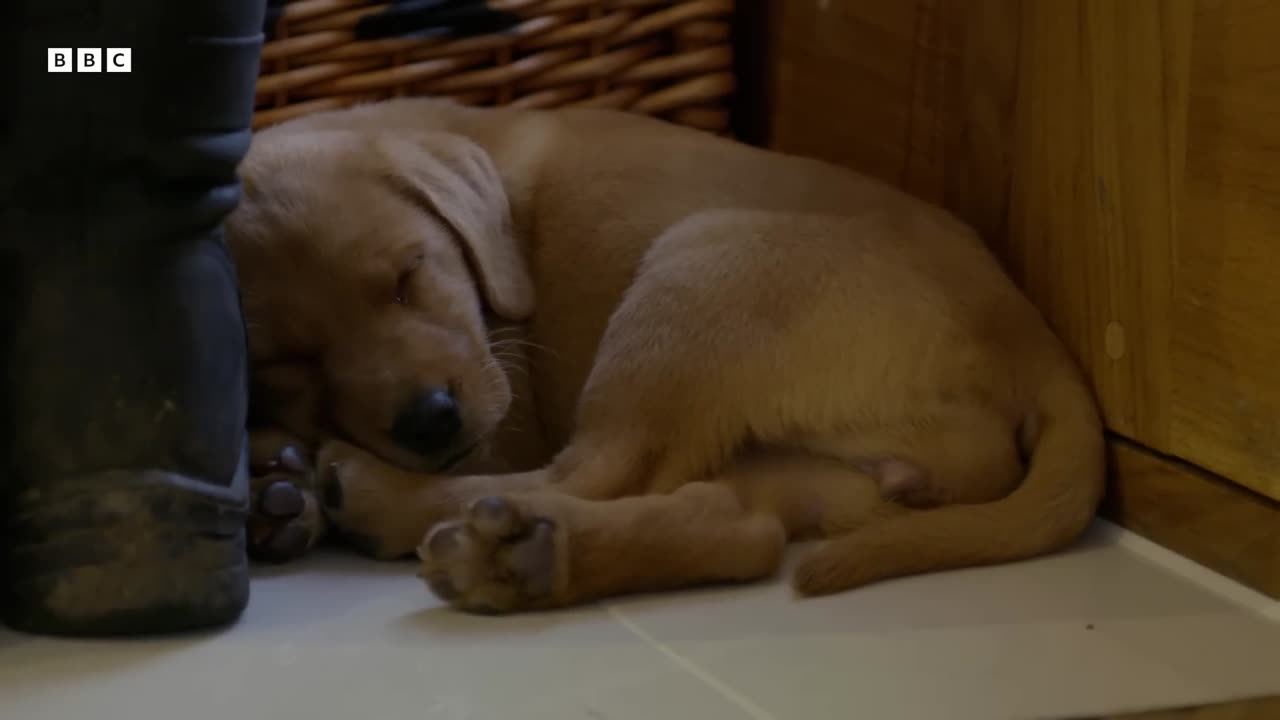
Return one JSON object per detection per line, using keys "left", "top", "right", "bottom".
{"left": 394, "top": 254, "right": 425, "bottom": 306}
{"left": 394, "top": 271, "right": 413, "bottom": 306}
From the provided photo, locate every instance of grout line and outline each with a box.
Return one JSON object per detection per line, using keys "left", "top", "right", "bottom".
{"left": 1097, "top": 520, "right": 1280, "bottom": 624}
{"left": 604, "top": 604, "right": 779, "bottom": 720}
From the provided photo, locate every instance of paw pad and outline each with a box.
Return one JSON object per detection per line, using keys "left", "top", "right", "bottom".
{"left": 417, "top": 496, "right": 562, "bottom": 613}
{"left": 248, "top": 441, "right": 321, "bottom": 564}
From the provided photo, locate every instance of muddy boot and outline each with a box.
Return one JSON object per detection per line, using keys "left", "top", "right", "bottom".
{"left": 0, "top": 0, "right": 266, "bottom": 635}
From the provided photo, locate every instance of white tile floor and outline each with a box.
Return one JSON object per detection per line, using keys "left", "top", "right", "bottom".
{"left": 2, "top": 521, "right": 1278, "bottom": 720}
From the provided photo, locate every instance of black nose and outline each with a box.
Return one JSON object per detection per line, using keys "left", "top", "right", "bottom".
{"left": 390, "top": 388, "right": 462, "bottom": 456}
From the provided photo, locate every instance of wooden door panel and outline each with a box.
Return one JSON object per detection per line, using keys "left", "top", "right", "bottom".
{"left": 760, "top": 0, "right": 1280, "bottom": 501}
{"left": 997, "top": 0, "right": 1188, "bottom": 449}
{"left": 754, "top": 0, "right": 1280, "bottom": 595}
{"left": 1172, "top": 0, "right": 1280, "bottom": 498}
{"left": 766, "top": 0, "right": 1190, "bottom": 448}
{"left": 765, "top": 0, "right": 954, "bottom": 196}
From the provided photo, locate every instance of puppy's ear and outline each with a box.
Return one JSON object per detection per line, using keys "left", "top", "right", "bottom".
{"left": 377, "top": 132, "right": 534, "bottom": 321}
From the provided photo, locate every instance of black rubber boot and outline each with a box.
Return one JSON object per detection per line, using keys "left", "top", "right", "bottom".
{"left": 0, "top": 0, "right": 266, "bottom": 635}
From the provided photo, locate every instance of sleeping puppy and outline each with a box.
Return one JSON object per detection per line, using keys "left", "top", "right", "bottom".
{"left": 224, "top": 99, "right": 1105, "bottom": 612}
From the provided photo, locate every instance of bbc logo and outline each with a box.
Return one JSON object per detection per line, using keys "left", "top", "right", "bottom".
{"left": 48, "top": 48, "right": 131, "bottom": 73}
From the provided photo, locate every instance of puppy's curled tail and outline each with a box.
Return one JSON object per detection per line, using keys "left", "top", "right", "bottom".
{"left": 793, "top": 370, "right": 1106, "bottom": 595}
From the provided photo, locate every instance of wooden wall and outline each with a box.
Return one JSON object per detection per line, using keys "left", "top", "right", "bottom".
{"left": 739, "top": 0, "right": 1280, "bottom": 597}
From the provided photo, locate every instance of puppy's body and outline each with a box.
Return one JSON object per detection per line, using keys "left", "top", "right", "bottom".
{"left": 228, "top": 99, "right": 1105, "bottom": 611}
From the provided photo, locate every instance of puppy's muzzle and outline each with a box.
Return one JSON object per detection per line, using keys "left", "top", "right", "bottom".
{"left": 391, "top": 387, "right": 463, "bottom": 459}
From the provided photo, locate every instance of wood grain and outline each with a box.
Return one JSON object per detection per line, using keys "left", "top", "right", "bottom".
{"left": 764, "top": 0, "right": 940, "bottom": 186}
{"left": 762, "top": 0, "right": 1191, "bottom": 448}
{"left": 1103, "top": 438, "right": 1280, "bottom": 599}
{"left": 1171, "top": 0, "right": 1280, "bottom": 498}
{"left": 758, "top": 0, "right": 1280, "bottom": 503}
{"left": 994, "top": 0, "right": 1190, "bottom": 451}
{"left": 746, "top": 0, "right": 1280, "bottom": 588}
{"left": 938, "top": 0, "right": 1021, "bottom": 249}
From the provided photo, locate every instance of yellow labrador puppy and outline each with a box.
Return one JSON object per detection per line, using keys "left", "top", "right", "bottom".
{"left": 225, "top": 99, "right": 1104, "bottom": 613}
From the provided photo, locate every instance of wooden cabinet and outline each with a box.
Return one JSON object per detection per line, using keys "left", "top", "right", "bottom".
{"left": 745, "top": 0, "right": 1280, "bottom": 595}
{"left": 1177, "top": 0, "right": 1280, "bottom": 499}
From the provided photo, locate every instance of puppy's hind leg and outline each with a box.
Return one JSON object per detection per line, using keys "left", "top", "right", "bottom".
{"left": 547, "top": 213, "right": 816, "bottom": 500}
{"left": 789, "top": 406, "right": 1091, "bottom": 596}
{"left": 418, "top": 450, "right": 913, "bottom": 613}
{"left": 420, "top": 473, "right": 790, "bottom": 613}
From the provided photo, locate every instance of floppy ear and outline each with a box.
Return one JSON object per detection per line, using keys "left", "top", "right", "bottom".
{"left": 376, "top": 132, "right": 535, "bottom": 321}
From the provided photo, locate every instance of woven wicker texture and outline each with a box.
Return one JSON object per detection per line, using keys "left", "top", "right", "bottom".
{"left": 255, "top": 0, "right": 736, "bottom": 132}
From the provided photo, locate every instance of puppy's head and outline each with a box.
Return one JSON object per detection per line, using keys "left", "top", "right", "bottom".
{"left": 227, "top": 128, "right": 534, "bottom": 472}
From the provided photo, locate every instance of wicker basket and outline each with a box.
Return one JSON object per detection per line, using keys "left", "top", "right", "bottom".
{"left": 255, "top": 0, "right": 737, "bottom": 134}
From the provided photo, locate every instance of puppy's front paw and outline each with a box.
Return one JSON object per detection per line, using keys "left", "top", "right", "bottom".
{"left": 247, "top": 430, "right": 326, "bottom": 563}
{"left": 318, "top": 440, "right": 436, "bottom": 560}
{"left": 417, "top": 496, "right": 567, "bottom": 614}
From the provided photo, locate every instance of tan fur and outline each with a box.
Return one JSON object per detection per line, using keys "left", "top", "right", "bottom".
{"left": 225, "top": 99, "right": 1106, "bottom": 613}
